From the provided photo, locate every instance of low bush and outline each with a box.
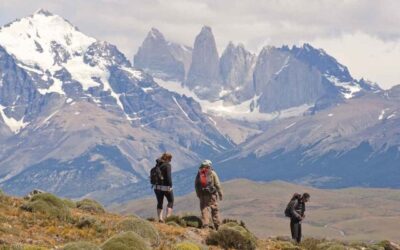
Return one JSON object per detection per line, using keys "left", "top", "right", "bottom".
{"left": 317, "top": 242, "right": 347, "bottom": 250}
{"left": 117, "top": 218, "right": 160, "bottom": 246}
{"left": 165, "top": 215, "right": 186, "bottom": 227}
{"left": 20, "top": 193, "right": 70, "bottom": 220}
{"left": 300, "top": 238, "right": 325, "bottom": 250}
{"left": 76, "top": 216, "right": 97, "bottom": 229}
{"left": 172, "top": 242, "right": 201, "bottom": 250}
{"left": 166, "top": 221, "right": 180, "bottom": 227}
{"left": 76, "top": 199, "right": 105, "bottom": 213}
{"left": 222, "top": 218, "right": 248, "bottom": 230}
{"left": 181, "top": 215, "right": 202, "bottom": 228}
{"left": 101, "top": 231, "right": 150, "bottom": 250}
{"left": 63, "top": 199, "right": 76, "bottom": 209}
{"left": 62, "top": 241, "right": 100, "bottom": 250}
{"left": 206, "top": 223, "right": 257, "bottom": 250}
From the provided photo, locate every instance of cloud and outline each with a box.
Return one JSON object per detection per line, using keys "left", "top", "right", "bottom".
{"left": 0, "top": 0, "right": 399, "bottom": 88}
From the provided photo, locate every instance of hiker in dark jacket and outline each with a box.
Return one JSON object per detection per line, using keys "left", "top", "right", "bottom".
{"left": 289, "top": 193, "right": 310, "bottom": 243}
{"left": 195, "top": 160, "right": 223, "bottom": 230}
{"left": 154, "top": 152, "right": 174, "bottom": 222}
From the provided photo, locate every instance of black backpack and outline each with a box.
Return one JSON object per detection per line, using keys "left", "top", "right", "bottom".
{"left": 284, "top": 193, "right": 301, "bottom": 217}
{"left": 150, "top": 161, "right": 163, "bottom": 185}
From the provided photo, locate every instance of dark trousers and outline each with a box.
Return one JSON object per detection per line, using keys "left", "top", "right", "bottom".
{"left": 154, "top": 189, "right": 174, "bottom": 209}
{"left": 290, "top": 218, "right": 302, "bottom": 243}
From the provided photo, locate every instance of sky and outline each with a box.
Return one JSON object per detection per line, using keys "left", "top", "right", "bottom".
{"left": 0, "top": 0, "right": 399, "bottom": 89}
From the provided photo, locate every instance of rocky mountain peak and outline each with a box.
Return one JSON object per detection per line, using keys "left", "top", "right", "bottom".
{"left": 147, "top": 27, "right": 165, "bottom": 41}
{"left": 33, "top": 8, "right": 54, "bottom": 17}
{"left": 185, "top": 25, "right": 220, "bottom": 98}
{"left": 134, "top": 28, "right": 188, "bottom": 81}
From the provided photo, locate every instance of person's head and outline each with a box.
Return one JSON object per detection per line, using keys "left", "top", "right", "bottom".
{"left": 200, "top": 159, "right": 212, "bottom": 169}
{"left": 302, "top": 193, "right": 310, "bottom": 202}
{"left": 161, "top": 152, "right": 172, "bottom": 163}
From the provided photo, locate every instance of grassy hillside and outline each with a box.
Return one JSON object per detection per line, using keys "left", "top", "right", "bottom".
{"left": 111, "top": 179, "right": 400, "bottom": 243}
{"left": 1, "top": 186, "right": 399, "bottom": 249}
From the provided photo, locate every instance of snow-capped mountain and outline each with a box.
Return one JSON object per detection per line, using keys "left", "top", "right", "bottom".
{"left": 134, "top": 26, "right": 379, "bottom": 119}
{"left": 215, "top": 86, "right": 400, "bottom": 188}
{"left": 0, "top": 10, "right": 232, "bottom": 202}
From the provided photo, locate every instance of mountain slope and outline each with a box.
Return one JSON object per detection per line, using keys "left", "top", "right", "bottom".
{"left": 0, "top": 10, "right": 232, "bottom": 203}
{"left": 216, "top": 90, "right": 400, "bottom": 188}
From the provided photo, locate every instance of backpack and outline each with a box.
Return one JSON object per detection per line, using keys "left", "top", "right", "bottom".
{"left": 284, "top": 194, "right": 301, "bottom": 217}
{"left": 198, "top": 167, "right": 216, "bottom": 193}
{"left": 150, "top": 161, "right": 163, "bottom": 185}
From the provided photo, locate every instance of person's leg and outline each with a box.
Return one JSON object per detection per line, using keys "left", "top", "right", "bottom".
{"left": 200, "top": 193, "right": 210, "bottom": 227}
{"left": 154, "top": 189, "right": 164, "bottom": 222}
{"left": 297, "top": 222, "right": 302, "bottom": 243}
{"left": 294, "top": 222, "right": 301, "bottom": 243}
{"left": 165, "top": 190, "right": 174, "bottom": 218}
{"left": 290, "top": 219, "right": 296, "bottom": 240}
{"left": 210, "top": 193, "right": 220, "bottom": 230}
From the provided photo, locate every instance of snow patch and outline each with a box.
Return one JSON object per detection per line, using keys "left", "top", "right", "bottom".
{"left": 325, "top": 74, "right": 361, "bottom": 99}
{"left": 328, "top": 113, "right": 334, "bottom": 117}
{"left": 172, "top": 96, "right": 196, "bottom": 123}
{"left": 285, "top": 122, "right": 297, "bottom": 129}
{"left": 0, "top": 105, "right": 29, "bottom": 133}
{"left": 155, "top": 78, "right": 311, "bottom": 121}
{"left": 122, "top": 67, "right": 144, "bottom": 80}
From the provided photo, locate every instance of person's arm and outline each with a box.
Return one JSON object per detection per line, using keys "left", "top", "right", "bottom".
{"left": 290, "top": 200, "right": 302, "bottom": 220}
{"left": 212, "top": 171, "right": 223, "bottom": 199}
{"left": 166, "top": 163, "right": 172, "bottom": 187}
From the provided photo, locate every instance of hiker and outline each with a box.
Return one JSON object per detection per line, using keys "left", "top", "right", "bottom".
{"left": 195, "top": 160, "right": 223, "bottom": 230}
{"left": 286, "top": 193, "right": 310, "bottom": 243}
{"left": 151, "top": 152, "right": 174, "bottom": 222}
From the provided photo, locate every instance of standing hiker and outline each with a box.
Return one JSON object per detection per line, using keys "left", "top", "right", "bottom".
{"left": 195, "top": 160, "right": 223, "bottom": 230}
{"left": 150, "top": 152, "right": 174, "bottom": 222}
{"left": 285, "top": 193, "right": 310, "bottom": 243}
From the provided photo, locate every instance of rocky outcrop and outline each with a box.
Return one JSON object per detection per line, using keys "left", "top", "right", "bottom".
{"left": 186, "top": 26, "right": 220, "bottom": 99}
{"left": 134, "top": 28, "right": 191, "bottom": 81}
{"left": 219, "top": 42, "right": 256, "bottom": 104}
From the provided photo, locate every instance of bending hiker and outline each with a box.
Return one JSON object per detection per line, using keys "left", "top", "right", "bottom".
{"left": 285, "top": 192, "right": 310, "bottom": 243}
{"left": 150, "top": 152, "right": 174, "bottom": 222}
{"left": 195, "top": 160, "right": 223, "bottom": 230}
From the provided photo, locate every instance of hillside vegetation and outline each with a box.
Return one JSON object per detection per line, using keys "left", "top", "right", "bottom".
{"left": 112, "top": 179, "right": 400, "bottom": 242}
{"left": 0, "top": 189, "right": 399, "bottom": 249}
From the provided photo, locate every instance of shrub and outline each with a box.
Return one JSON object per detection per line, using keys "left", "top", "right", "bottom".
{"left": 222, "top": 218, "right": 248, "bottom": 230}
{"left": 317, "top": 242, "right": 347, "bottom": 250}
{"left": 76, "top": 216, "right": 97, "bottom": 229}
{"left": 206, "top": 223, "right": 257, "bottom": 250}
{"left": 181, "top": 215, "right": 202, "bottom": 228}
{"left": 376, "top": 240, "right": 397, "bottom": 250}
{"left": 173, "top": 242, "right": 201, "bottom": 250}
{"left": 165, "top": 215, "right": 186, "bottom": 227}
{"left": 117, "top": 218, "right": 160, "bottom": 246}
{"left": 62, "top": 241, "right": 100, "bottom": 250}
{"left": 0, "top": 245, "right": 48, "bottom": 250}
{"left": 101, "top": 231, "right": 150, "bottom": 250}
{"left": 300, "top": 238, "right": 325, "bottom": 250}
{"left": 76, "top": 199, "right": 105, "bottom": 213}
{"left": 20, "top": 193, "right": 70, "bottom": 220}
{"left": 63, "top": 199, "right": 76, "bottom": 208}
{"left": 166, "top": 221, "right": 180, "bottom": 227}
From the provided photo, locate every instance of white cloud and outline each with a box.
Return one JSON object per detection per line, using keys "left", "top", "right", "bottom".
{"left": 0, "top": 0, "right": 400, "bottom": 88}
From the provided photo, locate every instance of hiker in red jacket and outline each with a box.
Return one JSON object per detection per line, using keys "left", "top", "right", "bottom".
{"left": 195, "top": 160, "right": 223, "bottom": 230}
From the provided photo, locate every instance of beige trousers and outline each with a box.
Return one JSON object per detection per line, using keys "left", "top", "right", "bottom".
{"left": 199, "top": 192, "right": 220, "bottom": 227}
